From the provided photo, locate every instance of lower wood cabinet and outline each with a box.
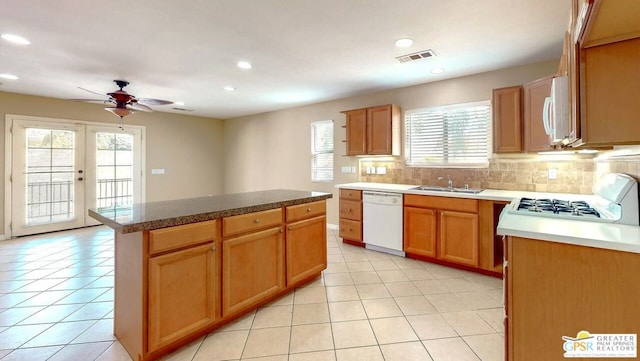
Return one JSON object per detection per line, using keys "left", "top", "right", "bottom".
{"left": 112, "top": 199, "right": 328, "bottom": 361}
{"left": 404, "top": 195, "right": 479, "bottom": 268}
{"left": 438, "top": 210, "right": 479, "bottom": 267}
{"left": 403, "top": 207, "right": 437, "bottom": 258}
{"left": 338, "top": 189, "right": 363, "bottom": 245}
{"left": 222, "top": 226, "right": 285, "bottom": 317}
{"left": 286, "top": 215, "right": 327, "bottom": 285}
{"left": 148, "top": 242, "right": 217, "bottom": 352}
{"left": 506, "top": 236, "right": 640, "bottom": 360}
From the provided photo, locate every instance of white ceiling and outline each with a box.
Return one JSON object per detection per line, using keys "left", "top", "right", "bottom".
{"left": 1, "top": 0, "right": 570, "bottom": 119}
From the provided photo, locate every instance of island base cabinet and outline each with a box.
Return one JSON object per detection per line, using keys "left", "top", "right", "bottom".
{"left": 148, "top": 242, "right": 217, "bottom": 353}
{"left": 507, "top": 236, "right": 640, "bottom": 360}
{"left": 286, "top": 216, "right": 327, "bottom": 286}
{"left": 222, "top": 227, "right": 285, "bottom": 317}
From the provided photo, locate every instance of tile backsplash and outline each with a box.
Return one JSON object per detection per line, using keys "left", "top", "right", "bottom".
{"left": 359, "top": 155, "right": 640, "bottom": 195}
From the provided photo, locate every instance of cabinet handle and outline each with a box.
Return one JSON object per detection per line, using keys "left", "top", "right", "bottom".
{"left": 307, "top": 208, "right": 312, "bottom": 212}
{"left": 211, "top": 245, "right": 217, "bottom": 252}
{"left": 287, "top": 226, "right": 292, "bottom": 231}
{"left": 254, "top": 219, "right": 260, "bottom": 223}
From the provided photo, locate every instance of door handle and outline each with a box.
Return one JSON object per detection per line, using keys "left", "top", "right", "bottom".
{"left": 77, "top": 177, "right": 84, "bottom": 181}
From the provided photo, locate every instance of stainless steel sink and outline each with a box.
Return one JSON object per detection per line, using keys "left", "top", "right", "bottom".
{"left": 411, "top": 186, "right": 484, "bottom": 194}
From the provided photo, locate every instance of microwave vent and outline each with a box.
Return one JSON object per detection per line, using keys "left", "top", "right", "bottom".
{"left": 396, "top": 49, "right": 436, "bottom": 63}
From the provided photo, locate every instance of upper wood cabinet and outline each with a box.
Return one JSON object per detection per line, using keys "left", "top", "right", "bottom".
{"left": 562, "top": 0, "right": 640, "bottom": 147}
{"left": 342, "top": 104, "right": 401, "bottom": 156}
{"left": 523, "top": 76, "right": 553, "bottom": 153}
{"left": 492, "top": 86, "right": 523, "bottom": 153}
{"left": 344, "top": 108, "right": 367, "bottom": 155}
{"left": 579, "top": 37, "right": 640, "bottom": 146}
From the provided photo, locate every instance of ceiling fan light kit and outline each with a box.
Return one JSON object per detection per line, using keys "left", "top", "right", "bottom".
{"left": 71, "top": 80, "right": 173, "bottom": 125}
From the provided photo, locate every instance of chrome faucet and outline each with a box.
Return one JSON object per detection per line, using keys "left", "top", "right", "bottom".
{"left": 446, "top": 175, "right": 453, "bottom": 189}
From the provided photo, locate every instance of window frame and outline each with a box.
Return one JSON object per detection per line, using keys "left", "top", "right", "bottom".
{"left": 310, "top": 119, "right": 334, "bottom": 182}
{"left": 404, "top": 100, "right": 492, "bottom": 168}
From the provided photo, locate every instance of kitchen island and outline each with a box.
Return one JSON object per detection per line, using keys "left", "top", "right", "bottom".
{"left": 89, "top": 189, "right": 332, "bottom": 361}
{"left": 498, "top": 213, "right": 640, "bottom": 360}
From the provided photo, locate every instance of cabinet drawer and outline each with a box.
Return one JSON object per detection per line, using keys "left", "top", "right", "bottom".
{"left": 223, "top": 208, "right": 283, "bottom": 237}
{"left": 340, "top": 189, "right": 362, "bottom": 201}
{"left": 286, "top": 201, "right": 326, "bottom": 223}
{"left": 404, "top": 194, "right": 478, "bottom": 213}
{"left": 339, "top": 200, "right": 362, "bottom": 221}
{"left": 339, "top": 219, "right": 362, "bottom": 242}
{"left": 149, "top": 220, "right": 219, "bottom": 255}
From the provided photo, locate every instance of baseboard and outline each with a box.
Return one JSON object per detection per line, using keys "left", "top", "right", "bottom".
{"left": 327, "top": 223, "right": 338, "bottom": 230}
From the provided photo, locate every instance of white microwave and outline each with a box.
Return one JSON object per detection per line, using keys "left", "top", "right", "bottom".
{"left": 543, "top": 75, "right": 570, "bottom": 145}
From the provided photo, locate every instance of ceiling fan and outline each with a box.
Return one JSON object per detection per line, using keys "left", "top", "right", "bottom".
{"left": 71, "top": 79, "right": 173, "bottom": 120}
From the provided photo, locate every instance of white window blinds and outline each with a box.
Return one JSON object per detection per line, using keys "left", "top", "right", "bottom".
{"left": 311, "top": 120, "right": 334, "bottom": 182}
{"left": 405, "top": 101, "right": 491, "bottom": 167}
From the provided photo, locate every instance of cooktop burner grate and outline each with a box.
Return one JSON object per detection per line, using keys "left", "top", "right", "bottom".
{"left": 516, "top": 197, "right": 601, "bottom": 218}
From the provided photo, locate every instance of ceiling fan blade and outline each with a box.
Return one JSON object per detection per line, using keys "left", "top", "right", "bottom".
{"left": 67, "top": 98, "right": 110, "bottom": 103}
{"left": 137, "top": 98, "right": 173, "bottom": 106}
{"left": 129, "top": 102, "right": 153, "bottom": 112}
{"left": 78, "top": 86, "right": 108, "bottom": 98}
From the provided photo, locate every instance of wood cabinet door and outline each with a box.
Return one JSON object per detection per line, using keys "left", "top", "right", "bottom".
{"left": 286, "top": 216, "right": 327, "bottom": 285}
{"left": 148, "top": 242, "right": 217, "bottom": 352}
{"left": 366, "top": 105, "right": 393, "bottom": 155}
{"left": 438, "top": 211, "right": 479, "bottom": 266}
{"left": 345, "top": 109, "right": 367, "bottom": 156}
{"left": 582, "top": 37, "right": 640, "bottom": 146}
{"left": 523, "top": 76, "right": 553, "bottom": 153}
{"left": 492, "top": 86, "right": 523, "bottom": 153}
{"left": 222, "top": 227, "right": 284, "bottom": 317}
{"left": 403, "top": 207, "right": 437, "bottom": 258}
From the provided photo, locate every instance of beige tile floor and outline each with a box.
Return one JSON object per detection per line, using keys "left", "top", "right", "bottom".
{"left": 0, "top": 226, "right": 504, "bottom": 361}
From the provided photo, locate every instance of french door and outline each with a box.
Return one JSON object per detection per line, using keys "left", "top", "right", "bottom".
{"left": 7, "top": 116, "right": 144, "bottom": 237}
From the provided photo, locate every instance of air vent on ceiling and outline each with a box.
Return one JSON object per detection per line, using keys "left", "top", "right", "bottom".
{"left": 172, "top": 107, "right": 194, "bottom": 112}
{"left": 396, "top": 49, "right": 436, "bottom": 63}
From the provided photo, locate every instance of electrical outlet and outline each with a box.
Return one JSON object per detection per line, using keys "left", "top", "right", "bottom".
{"left": 548, "top": 168, "right": 557, "bottom": 180}
{"left": 376, "top": 166, "right": 387, "bottom": 175}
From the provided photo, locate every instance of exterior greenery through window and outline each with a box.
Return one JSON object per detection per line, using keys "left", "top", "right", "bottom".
{"left": 405, "top": 101, "right": 491, "bottom": 167}
{"left": 311, "top": 120, "right": 334, "bottom": 182}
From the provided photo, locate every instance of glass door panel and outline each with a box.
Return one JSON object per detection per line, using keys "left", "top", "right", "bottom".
{"left": 11, "top": 120, "right": 85, "bottom": 236}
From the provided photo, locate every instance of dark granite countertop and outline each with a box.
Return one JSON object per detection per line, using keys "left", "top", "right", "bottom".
{"left": 88, "top": 189, "right": 333, "bottom": 233}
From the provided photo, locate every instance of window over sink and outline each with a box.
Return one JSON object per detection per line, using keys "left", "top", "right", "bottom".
{"left": 405, "top": 100, "right": 491, "bottom": 168}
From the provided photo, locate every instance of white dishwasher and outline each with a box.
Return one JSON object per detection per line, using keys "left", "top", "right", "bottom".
{"left": 363, "top": 191, "right": 405, "bottom": 257}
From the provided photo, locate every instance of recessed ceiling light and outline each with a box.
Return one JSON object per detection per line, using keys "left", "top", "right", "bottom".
{"left": 174, "top": 101, "right": 185, "bottom": 106}
{"left": 237, "top": 61, "right": 252, "bottom": 69}
{"left": 430, "top": 68, "right": 445, "bottom": 74}
{"left": 0, "top": 74, "right": 19, "bottom": 80}
{"left": 1, "top": 34, "right": 30, "bottom": 45}
{"left": 223, "top": 86, "right": 236, "bottom": 91}
{"left": 394, "top": 38, "right": 413, "bottom": 48}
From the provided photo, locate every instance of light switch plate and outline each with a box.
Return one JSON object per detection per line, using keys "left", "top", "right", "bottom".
{"left": 151, "top": 168, "right": 165, "bottom": 175}
{"left": 548, "top": 168, "right": 557, "bottom": 180}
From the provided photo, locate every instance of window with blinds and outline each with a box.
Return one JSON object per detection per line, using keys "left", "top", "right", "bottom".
{"left": 311, "top": 120, "right": 334, "bottom": 182}
{"left": 405, "top": 101, "right": 491, "bottom": 167}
